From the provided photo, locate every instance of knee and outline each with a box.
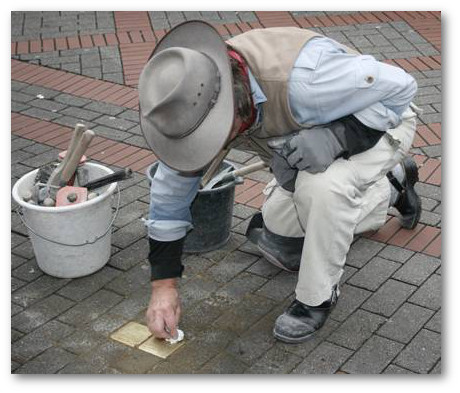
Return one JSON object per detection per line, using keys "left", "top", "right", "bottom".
{"left": 294, "top": 168, "right": 357, "bottom": 210}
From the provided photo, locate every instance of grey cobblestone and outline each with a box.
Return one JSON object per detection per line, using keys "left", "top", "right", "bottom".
{"left": 362, "top": 279, "right": 417, "bottom": 317}
{"left": 103, "top": 262, "right": 150, "bottom": 296}
{"left": 394, "top": 329, "right": 441, "bottom": 373}
{"left": 346, "top": 238, "right": 385, "bottom": 268}
{"left": 15, "top": 346, "right": 77, "bottom": 374}
{"left": 108, "top": 238, "right": 149, "bottom": 271}
{"left": 377, "top": 302, "right": 434, "bottom": 343}
{"left": 328, "top": 309, "right": 386, "bottom": 350}
{"left": 57, "top": 289, "right": 123, "bottom": 326}
{"left": 292, "top": 342, "right": 353, "bottom": 374}
{"left": 57, "top": 266, "right": 121, "bottom": 301}
{"left": 408, "top": 273, "right": 442, "bottom": 310}
{"left": 12, "top": 275, "right": 71, "bottom": 308}
{"left": 378, "top": 245, "right": 415, "bottom": 263}
{"left": 392, "top": 253, "right": 441, "bottom": 286}
{"left": 256, "top": 271, "right": 296, "bottom": 302}
{"left": 347, "top": 256, "right": 400, "bottom": 291}
{"left": 247, "top": 345, "right": 302, "bottom": 374}
{"left": 342, "top": 335, "right": 404, "bottom": 374}
{"left": 330, "top": 284, "right": 372, "bottom": 322}
{"left": 11, "top": 320, "right": 74, "bottom": 362}
{"left": 12, "top": 258, "right": 43, "bottom": 282}
{"left": 424, "top": 309, "right": 441, "bottom": 333}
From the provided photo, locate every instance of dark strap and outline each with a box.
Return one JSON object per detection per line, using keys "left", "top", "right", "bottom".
{"left": 386, "top": 171, "right": 405, "bottom": 194}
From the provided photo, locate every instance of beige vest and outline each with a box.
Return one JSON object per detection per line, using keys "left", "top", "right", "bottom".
{"left": 227, "top": 27, "right": 357, "bottom": 159}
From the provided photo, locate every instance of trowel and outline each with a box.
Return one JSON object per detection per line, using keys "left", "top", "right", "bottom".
{"left": 202, "top": 161, "right": 268, "bottom": 190}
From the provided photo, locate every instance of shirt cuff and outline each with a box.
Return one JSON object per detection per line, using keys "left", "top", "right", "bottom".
{"left": 148, "top": 237, "right": 185, "bottom": 281}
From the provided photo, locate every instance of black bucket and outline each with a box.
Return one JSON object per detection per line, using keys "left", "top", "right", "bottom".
{"left": 146, "top": 161, "right": 238, "bottom": 253}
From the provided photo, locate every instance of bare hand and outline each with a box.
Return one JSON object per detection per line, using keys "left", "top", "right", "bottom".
{"left": 146, "top": 278, "right": 181, "bottom": 339}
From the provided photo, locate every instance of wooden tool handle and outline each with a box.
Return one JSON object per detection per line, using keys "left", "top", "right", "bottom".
{"left": 47, "top": 124, "right": 86, "bottom": 188}
{"left": 200, "top": 148, "right": 229, "bottom": 188}
{"left": 232, "top": 161, "right": 268, "bottom": 177}
{"left": 60, "top": 130, "right": 95, "bottom": 185}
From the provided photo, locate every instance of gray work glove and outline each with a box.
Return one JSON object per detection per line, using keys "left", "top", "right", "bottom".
{"left": 280, "top": 124, "right": 347, "bottom": 174}
{"left": 270, "top": 151, "right": 297, "bottom": 192}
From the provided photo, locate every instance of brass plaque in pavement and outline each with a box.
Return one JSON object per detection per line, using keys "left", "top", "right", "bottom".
{"left": 138, "top": 336, "right": 185, "bottom": 359}
{"left": 110, "top": 321, "right": 152, "bottom": 348}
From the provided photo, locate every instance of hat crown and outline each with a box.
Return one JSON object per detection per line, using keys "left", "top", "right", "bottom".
{"left": 139, "top": 47, "right": 221, "bottom": 140}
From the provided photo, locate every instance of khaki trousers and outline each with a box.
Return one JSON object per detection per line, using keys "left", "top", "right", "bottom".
{"left": 261, "top": 108, "right": 417, "bottom": 306}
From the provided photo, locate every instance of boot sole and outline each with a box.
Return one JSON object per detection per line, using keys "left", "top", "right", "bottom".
{"left": 258, "top": 244, "right": 298, "bottom": 273}
{"left": 273, "top": 328, "right": 316, "bottom": 344}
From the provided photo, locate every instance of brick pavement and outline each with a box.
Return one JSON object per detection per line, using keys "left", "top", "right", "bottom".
{"left": 11, "top": 11, "right": 441, "bottom": 374}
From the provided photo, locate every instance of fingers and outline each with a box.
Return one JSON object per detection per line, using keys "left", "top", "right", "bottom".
{"left": 146, "top": 305, "right": 181, "bottom": 339}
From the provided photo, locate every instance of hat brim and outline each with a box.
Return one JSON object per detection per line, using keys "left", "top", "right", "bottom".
{"left": 139, "top": 21, "right": 234, "bottom": 173}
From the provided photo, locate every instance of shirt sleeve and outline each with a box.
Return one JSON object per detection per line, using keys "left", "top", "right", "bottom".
{"left": 144, "top": 161, "right": 201, "bottom": 241}
{"left": 289, "top": 37, "right": 418, "bottom": 131}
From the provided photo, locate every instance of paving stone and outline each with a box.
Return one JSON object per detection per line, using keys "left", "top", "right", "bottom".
{"left": 415, "top": 183, "right": 441, "bottom": 202}
{"left": 198, "top": 352, "right": 248, "bottom": 374}
{"left": 256, "top": 270, "right": 296, "bottom": 302}
{"left": 246, "top": 257, "right": 281, "bottom": 279}
{"left": 60, "top": 106, "right": 101, "bottom": 121}
{"left": 12, "top": 275, "right": 71, "bottom": 308}
{"left": 53, "top": 115, "right": 95, "bottom": 129}
{"left": 11, "top": 303, "right": 24, "bottom": 317}
{"left": 112, "top": 348, "right": 163, "bottom": 374}
{"left": 341, "top": 335, "right": 404, "bottom": 374}
{"left": 68, "top": 340, "right": 130, "bottom": 374}
{"left": 420, "top": 145, "right": 442, "bottom": 159}
{"left": 111, "top": 218, "right": 147, "bottom": 249}
{"left": 213, "top": 293, "right": 275, "bottom": 334}
{"left": 424, "top": 309, "right": 441, "bottom": 333}
{"left": 383, "top": 364, "right": 415, "bottom": 374}
{"left": 178, "top": 275, "right": 222, "bottom": 308}
{"left": 207, "top": 250, "right": 258, "bottom": 283}
{"left": 292, "top": 341, "right": 353, "bottom": 374}
{"left": 117, "top": 184, "right": 149, "bottom": 208}
{"left": 392, "top": 253, "right": 441, "bottom": 286}
{"left": 214, "top": 272, "right": 267, "bottom": 304}
{"left": 12, "top": 258, "right": 43, "bottom": 282}
{"left": 12, "top": 294, "right": 75, "bottom": 333}
{"left": 378, "top": 245, "right": 415, "bottom": 263}
{"left": 11, "top": 320, "right": 74, "bottom": 362}
{"left": 347, "top": 256, "right": 400, "bottom": 291}
{"left": 330, "top": 284, "right": 372, "bottom": 322}
{"left": 21, "top": 106, "right": 62, "bottom": 121}
{"left": 408, "top": 274, "right": 441, "bottom": 310}
{"left": 151, "top": 328, "right": 238, "bottom": 374}
{"left": 430, "top": 359, "right": 441, "bottom": 374}
{"left": 15, "top": 347, "right": 76, "bottom": 374}
{"left": 20, "top": 85, "right": 61, "bottom": 99}
{"left": 394, "top": 329, "right": 441, "bottom": 373}
{"left": 103, "top": 262, "right": 150, "bottom": 296}
{"left": 57, "top": 266, "right": 121, "bottom": 301}
{"left": 11, "top": 137, "right": 35, "bottom": 152}
{"left": 22, "top": 142, "right": 53, "bottom": 155}
{"left": 362, "top": 279, "right": 417, "bottom": 317}
{"left": 59, "top": 328, "right": 107, "bottom": 355}
{"left": 108, "top": 237, "right": 149, "bottom": 271}
{"left": 114, "top": 200, "right": 149, "bottom": 228}
{"left": 12, "top": 277, "right": 28, "bottom": 292}
{"left": 54, "top": 93, "right": 92, "bottom": 107}
{"left": 377, "top": 302, "right": 434, "bottom": 344}
{"left": 57, "top": 289, "right": 123, "bottom": 326}
{"left": 233, "top": 203, "right": 259, "bottom": 219}
{"left": 246, "top": 345, "right": 302, "bottom": 374}
{"left": 328, "top": 309, "right": 386, "bottom": 350}
{"left": 346, "top": 238, "right": 385, "bottom": 268}
{"left": 21, "top": 148, "right": 59, "bottom": 168}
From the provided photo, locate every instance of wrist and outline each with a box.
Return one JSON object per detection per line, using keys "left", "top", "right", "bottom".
{"left": 151, "top": 277, "right": 178, "bottom": 290}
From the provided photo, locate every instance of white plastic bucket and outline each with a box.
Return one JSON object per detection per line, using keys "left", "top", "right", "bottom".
{"left": 12, "top": 163, "right": 119, "bottom": 278}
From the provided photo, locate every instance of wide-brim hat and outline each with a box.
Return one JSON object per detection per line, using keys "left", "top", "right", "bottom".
{"left": 138, "top": 20, "right": 234, "bottom": 173}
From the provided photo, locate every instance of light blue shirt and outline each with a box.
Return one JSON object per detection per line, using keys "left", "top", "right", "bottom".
{"left": 145, "top": 36, "right": 417, "bottom": 241}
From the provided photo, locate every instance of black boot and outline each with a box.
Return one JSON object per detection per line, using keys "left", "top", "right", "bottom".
{"left": 387, "top": 157, "right": 422, "bottom": 229}
{"left": 273, "top": 289, "right": 338, "bottom": 344}
{"left": 246, "top": 213, "right": 304, "bottom": 272}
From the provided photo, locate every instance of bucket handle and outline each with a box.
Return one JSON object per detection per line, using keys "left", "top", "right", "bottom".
{"left": 15, "top": 184, "right": 121, "bottom": 247}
